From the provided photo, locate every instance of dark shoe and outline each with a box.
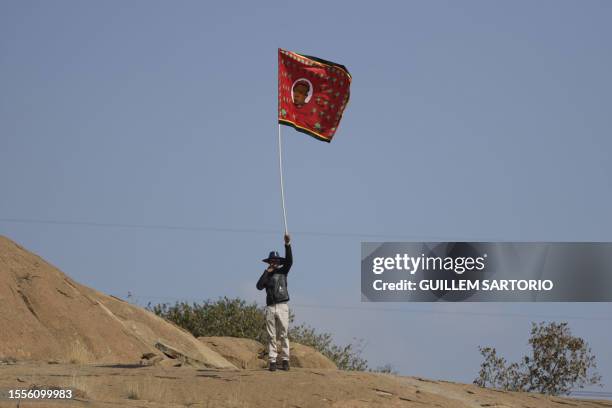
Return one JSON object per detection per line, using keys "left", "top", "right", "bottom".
{"left": 280, "top": 360, "right": 290, "bottom": 371}
{"left": 268, "top": 361, "right": 277, "bottom": 372}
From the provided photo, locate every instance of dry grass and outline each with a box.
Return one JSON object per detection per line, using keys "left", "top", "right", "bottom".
{"left": 226, "top": 390, "right": 249, "bottom": 408}
{"left": 69, "top": 372, "right": 89, "bottom": 399}
{"left": 225, "top": 376, "right": 254, "bottom": 408}
{"left": 123, "top": 377, "right": 169, "bottom": 403}
{"left": 67, "top": 340, "right": 91, "bottom": 364}
{"left": 126, "top": 383, "right": 140, "bottom": 400}
{"left": 0, "top": 355, "right": 17, "bottom": 365}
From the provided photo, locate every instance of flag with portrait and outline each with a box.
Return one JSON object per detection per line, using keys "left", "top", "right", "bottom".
{"left": 278, "top": 48, "right": 351, "bottom": 142}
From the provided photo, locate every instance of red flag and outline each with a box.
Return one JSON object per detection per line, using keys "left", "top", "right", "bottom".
{"left": 278, "top": 48, "right": 351, "bottom": 143}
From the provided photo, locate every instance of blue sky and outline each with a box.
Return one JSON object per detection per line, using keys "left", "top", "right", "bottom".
{"left": 1, "top": 0, "right": 611, "bottom": 394}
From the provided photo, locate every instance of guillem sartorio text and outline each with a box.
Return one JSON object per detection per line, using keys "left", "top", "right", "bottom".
{"left": 371, "top": 254, "right": 554, "bottom": 292}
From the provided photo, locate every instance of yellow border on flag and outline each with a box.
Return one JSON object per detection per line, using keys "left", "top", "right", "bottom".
{"left": 278, "top": 118, "right": 333, "bottom": 143}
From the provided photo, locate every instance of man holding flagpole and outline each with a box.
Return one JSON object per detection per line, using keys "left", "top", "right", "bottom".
{"left": 260, "top": 49, "right": 349, "bottom": 372}
{"left": 257, "top": 234, "right": 292, "bottom": 371}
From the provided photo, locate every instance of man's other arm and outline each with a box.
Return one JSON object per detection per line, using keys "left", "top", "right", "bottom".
{"left": 256, "top": 271, "right": 268, "bottom": 290}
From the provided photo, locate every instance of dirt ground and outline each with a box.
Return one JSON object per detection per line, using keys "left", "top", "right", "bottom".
{"left": 0, "top": 362, "right": 609, "bottom": 408}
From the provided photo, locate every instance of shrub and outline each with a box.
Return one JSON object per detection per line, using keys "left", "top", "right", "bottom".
{"left": 148, "top": 297, "right": 372, "bottom": 371}
{"left": 474, "top": 322, "right": 602, "bottom": 395}
{"left": 148, "top": 297, "right": 268, "bottom": 343}
{"left": 369, "top": 364, "right": 398, "bottom": 375}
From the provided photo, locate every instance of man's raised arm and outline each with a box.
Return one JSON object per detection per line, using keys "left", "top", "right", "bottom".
{"left": 283, "top": 234, "right": 292, "bottom": 271}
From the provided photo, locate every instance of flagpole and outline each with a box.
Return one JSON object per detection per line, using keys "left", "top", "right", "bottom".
{"left": 278, "top": 124, "right": 288, "bottom": 235}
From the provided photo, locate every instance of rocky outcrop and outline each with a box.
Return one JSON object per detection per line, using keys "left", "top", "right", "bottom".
{"left": 199, "top": 336, "right": 337, "bottom": 369}
{"left": 0, "top": 236, "right": 236, "bottom": 369}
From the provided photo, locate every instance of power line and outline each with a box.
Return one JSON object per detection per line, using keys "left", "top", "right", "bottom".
{"left": 571, "top": 390, "right": 612, "bottom": 395}
{"left": 0, "top": 217, "right": 280, "bottom": 234}
{"left": 0, "top": 216, "right": 503, "bottom": 241}
{"left": 128, "top": 295, "right": 612, "bottom": 321}
{"left": 570, "top": 390, "right": 612, "bottom": 398}
{"left": 6, "top": 217, "right": 612, "bottom": 322}
{"left": 289, "top": 303, "right": 612, "bottom": 321}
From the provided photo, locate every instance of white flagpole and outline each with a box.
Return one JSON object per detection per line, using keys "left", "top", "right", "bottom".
{"left": 278, "top": 124, "right": 288, "bottom": 235}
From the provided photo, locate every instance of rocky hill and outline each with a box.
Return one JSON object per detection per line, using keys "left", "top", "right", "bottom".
{"left": 0, "top": 236, "right": 607, "bottom": 408}
{"left": 0, "top": 235, "right": 233, "bottom": 368}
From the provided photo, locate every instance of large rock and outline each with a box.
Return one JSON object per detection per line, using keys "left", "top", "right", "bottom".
{"left": 199, "top": 336, "right": 267, "bottom": 369}
{"left": 289, "top": 342, "right": 338, "bottom": 369}
{"left": 0, "top": 236, "right": 236, "bottom": 369}
{"left": 199, "top": 336, "right": 337, "bottom": 369}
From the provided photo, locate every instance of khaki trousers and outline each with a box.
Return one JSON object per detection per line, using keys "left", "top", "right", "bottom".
{"left": 265, "top": 302, "right": 289, "bottom": 362}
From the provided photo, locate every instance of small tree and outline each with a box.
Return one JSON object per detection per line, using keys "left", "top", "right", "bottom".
{"left": 474, "top": 322, "right": 602, "bottom": 395}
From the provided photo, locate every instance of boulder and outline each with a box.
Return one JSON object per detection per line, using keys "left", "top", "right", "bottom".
{"left": 199, "top": 336, "right": 337, "bottom": 369}
{"left": 198, "top": 337, "right": 266, "bottom": 369}
{"left": 289, "top": 342, "right": 337, "bottom": 369}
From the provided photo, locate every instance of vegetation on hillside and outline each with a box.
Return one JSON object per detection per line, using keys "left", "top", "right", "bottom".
{"left": 148, "top": 297, "right": 387, "bottom": 371}
{"left": 474, "top": 322, "right": 601, "bottom": 395}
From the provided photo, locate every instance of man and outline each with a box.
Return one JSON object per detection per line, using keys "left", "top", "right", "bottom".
{"left": 256, "top": 234, "right": 292, "bottom": 372}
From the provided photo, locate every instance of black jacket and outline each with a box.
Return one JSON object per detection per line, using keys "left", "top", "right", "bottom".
{"left": 256, "top": 244, "right": 292, "bottom": 306}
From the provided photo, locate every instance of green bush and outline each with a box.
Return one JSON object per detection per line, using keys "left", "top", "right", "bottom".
{"left": 148, "top": 297, "right": 372, "bottom": 371}
{"left": 474, "top": 322, "right": 602, "bottom": 395}
{"left": 148, "top": 297, "right": 268, "bottom": 343}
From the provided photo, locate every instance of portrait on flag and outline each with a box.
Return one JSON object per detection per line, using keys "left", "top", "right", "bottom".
{"left": 278, "top": 48, "right": 351, "bottom": 142}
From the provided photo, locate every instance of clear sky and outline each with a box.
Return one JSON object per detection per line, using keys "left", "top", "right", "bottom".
{"left": 1, "top": 0, "right": 611, "bottom": 395}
